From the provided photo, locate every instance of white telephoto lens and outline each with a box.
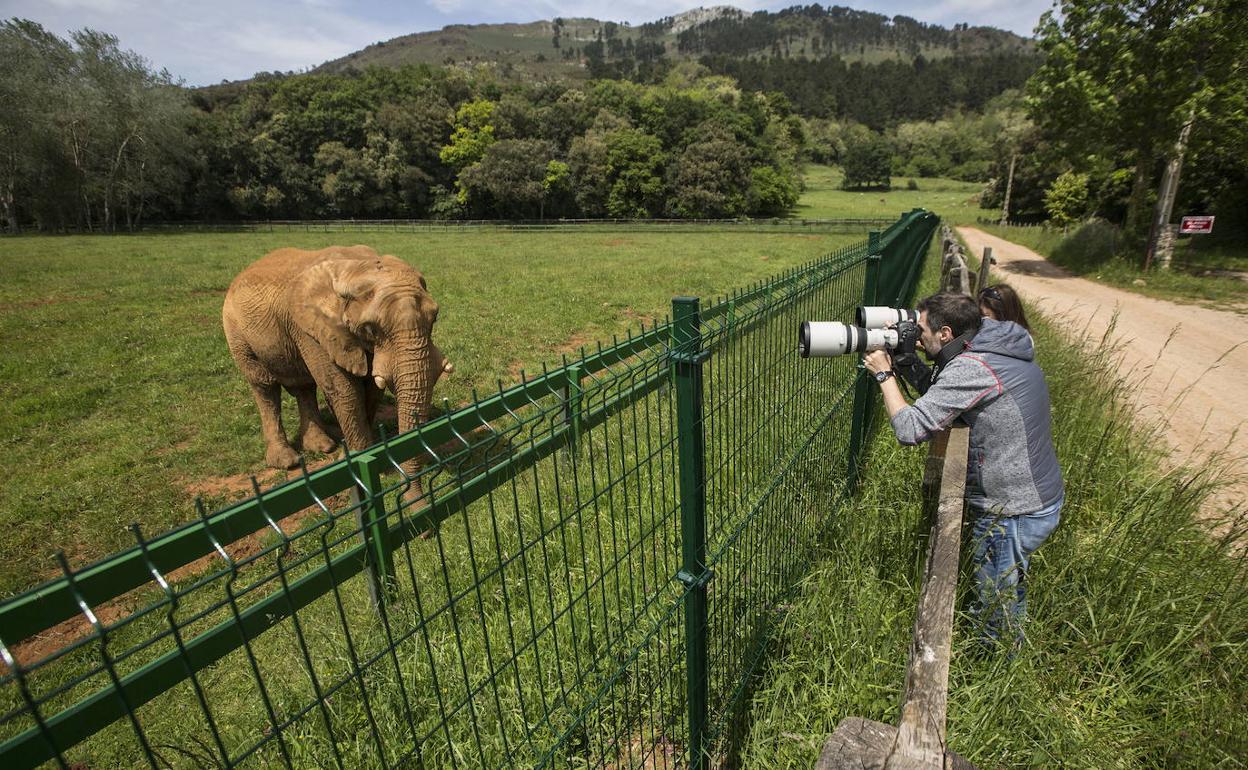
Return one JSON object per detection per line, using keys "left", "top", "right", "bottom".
{"left": 857, "top": 306, "right": 919, "bottom": 328}
{"left": 862, "top": 328, "right": 900, "bottom": 352}
{"left": 800, "top": 323, "right": 899, "bottom": 356}
{"left": 800, "top": 321, "right": 853, "bottom": 357}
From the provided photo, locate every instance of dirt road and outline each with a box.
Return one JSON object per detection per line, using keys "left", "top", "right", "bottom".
{"left": 957, "top": 227, "right": 1247, "bottom": 521}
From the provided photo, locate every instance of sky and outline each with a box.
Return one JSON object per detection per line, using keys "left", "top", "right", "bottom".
{"left": 1, "top": 0, "right": 1055, "bottom": 86}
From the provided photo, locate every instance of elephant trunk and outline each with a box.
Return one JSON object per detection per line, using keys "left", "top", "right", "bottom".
{"left": 389, "top": 332, "right": 437, "bottom": 504}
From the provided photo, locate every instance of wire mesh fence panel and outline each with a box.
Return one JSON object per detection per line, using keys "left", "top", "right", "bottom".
{"left": 0, "top": 211, "right": 937, "bottom": 770}
{"left": 697, "top": 245, "right": 868, "bottom": 756}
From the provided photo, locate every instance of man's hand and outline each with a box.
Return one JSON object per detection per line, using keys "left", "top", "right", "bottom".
{"left": 862, "top": 350, "right": 892, "bottom": 375}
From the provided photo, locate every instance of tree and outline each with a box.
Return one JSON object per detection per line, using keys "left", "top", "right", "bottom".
{"left": 1028, "top": 0, "right": 1248, "bottom": 266}
{"left": 439, "top": 99, "right": 496, "bottom": 171}
{"left": 1044, "top": 171, "right": 1089, "bottom": 228}
{"left": 665, "top": 124, "right": 751, "bottom": 217}
{"left": 0, "top": 20, "right": 191, "bottom": 231}
{"left": 0, "top": 20, "right": 72, "bottom": 231}
{"left": 457, "top": 139, "right": 554, "bottom": 218}
{"left": 840, "top": 131, "right": 892, "bottom": 189}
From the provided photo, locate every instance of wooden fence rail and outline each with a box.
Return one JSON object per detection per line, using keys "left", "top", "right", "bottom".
{"left": 815, "top": 426, "right": 977, "bottom": 770}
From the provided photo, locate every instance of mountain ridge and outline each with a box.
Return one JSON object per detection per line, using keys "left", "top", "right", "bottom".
{"left": 310, "top": 4, "right": 1033, "bottom": 82}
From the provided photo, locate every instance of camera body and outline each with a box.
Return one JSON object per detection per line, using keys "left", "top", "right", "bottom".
{"left": 798, "top": 306, "right": 919, "bottom": 359}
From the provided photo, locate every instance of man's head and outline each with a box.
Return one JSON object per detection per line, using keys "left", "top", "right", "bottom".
{"left": 916, "top": 293, "right": 981, "bottom": 360}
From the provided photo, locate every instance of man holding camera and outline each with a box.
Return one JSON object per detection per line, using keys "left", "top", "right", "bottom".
{"left": 862, "top": 292, "right": 1064, "bottom": 648}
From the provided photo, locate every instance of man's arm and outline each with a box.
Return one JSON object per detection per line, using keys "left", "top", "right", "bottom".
{"left": 865, "top": 351, "right": 1004, "bottom": 445}
{"left": 862, "top": 350, "right": 908, "bottom": 417}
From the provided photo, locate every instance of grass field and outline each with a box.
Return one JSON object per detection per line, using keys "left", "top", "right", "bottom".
{"left": 4, "top": 171, "right": 1243, "bottom": 768}
{"left": 794, "top": 165, "right": 985, "bottom": 224}
{"left": 0, "top": 228, "right": 866, "bottom": 597}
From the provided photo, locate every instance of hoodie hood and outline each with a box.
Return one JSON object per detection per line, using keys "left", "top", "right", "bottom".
{"left": 969, "top": 318, "right": 1034, "bottom": 362}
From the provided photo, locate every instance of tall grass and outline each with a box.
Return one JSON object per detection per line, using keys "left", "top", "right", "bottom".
{"left": 739, "top": 288, "right": 1248, "bottom": 767}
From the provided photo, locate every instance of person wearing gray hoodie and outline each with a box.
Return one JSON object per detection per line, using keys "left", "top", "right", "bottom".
{"left": 863, "top": 292, "right": 1064, "bottom": 647}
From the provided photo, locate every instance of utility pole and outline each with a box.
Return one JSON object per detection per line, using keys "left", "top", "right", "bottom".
{"left": 999, "top": 151, "right": 1016, "bottom": 226}
{"left": 1144, "top": 108, "right": 1197, "bottom": 271}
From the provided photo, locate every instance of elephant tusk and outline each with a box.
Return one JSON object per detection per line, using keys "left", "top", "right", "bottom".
{"left": 374, "top": 375, "right": 387, "bottom": 390}
{"left": 443, "top": 360, "right": 454, "bottom": 374}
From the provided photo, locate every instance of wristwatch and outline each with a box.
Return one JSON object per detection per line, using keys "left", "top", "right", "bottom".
{"left": 873, "top": 370, "right": 895, "bottom": 384}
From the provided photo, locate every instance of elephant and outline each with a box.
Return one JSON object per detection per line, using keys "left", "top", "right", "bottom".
{"left": 223, "top": 245, "right": 452, "bottom": 498}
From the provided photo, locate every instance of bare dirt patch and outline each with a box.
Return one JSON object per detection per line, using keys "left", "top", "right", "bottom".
{"left": 6, "top": 479, "right": 348, "bottom": 669}
{"left": 621, "top": 306, "right": 657, "bottom": 328}
{"left": 179, "top": 457, "right": 336, "bottom": 500}
{"left": 958, "top": 227, "right": 1248, "bottom": 523}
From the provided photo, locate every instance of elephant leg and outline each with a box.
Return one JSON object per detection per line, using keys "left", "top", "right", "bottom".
{"left": 321, "top": 376, "right": 375, "bottom": 453}
{"left": 250, "top": 383, "right": 300, "bottom": 469}
{"left": 288, "top": 385, "right": 337, "bottom": 454}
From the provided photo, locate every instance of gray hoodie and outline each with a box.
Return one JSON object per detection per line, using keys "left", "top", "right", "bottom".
{"left": 890, "top": 318, "right": 1064, "bottom": 516}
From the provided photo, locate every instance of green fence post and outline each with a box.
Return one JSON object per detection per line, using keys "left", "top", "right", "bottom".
{"left": 847, "top": 232, "right": 883, "bottom": 492}
{"left": 562, "top": 363, "right": 583, "bottom": 454}
{"left": 351, "top": 453, "right": 398, "bottom": 608}
{"left": 672, "top": 296, "right": 712, "bottom": 770}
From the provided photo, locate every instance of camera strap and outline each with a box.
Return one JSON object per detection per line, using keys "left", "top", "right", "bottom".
{"left": 929, "top": 330, "right": 977, "bottom": 385}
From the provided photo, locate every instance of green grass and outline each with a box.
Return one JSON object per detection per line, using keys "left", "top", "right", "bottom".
{"left": 0, "top": 230, "right": 881, "bottom": 769}
{"left": 795, "top": 165, "right": 984, "bottom": 224}
{"left": 0, "top": 228, "right": 865, "bottom": 598}
{"left": 738, "top": 267, "right": 1248, "bottom": 767}
{"left": 973, "top": 221, "right": 1248, "bottom": 311}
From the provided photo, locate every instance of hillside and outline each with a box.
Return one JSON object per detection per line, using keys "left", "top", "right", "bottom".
{"left": 315, "top": 4, "right": 1034, "bottom": 83}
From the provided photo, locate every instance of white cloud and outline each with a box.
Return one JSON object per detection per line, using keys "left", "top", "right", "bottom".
{"left": 428, "top": 0, "right": 467, "bottom": 13}
{"left": 41, "top": 0, "right": 138, "bottom": 11}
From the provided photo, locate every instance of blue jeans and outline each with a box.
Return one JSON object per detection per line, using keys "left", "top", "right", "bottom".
{"left": 970, "top": 496, "right": 1063, "bottom": 647}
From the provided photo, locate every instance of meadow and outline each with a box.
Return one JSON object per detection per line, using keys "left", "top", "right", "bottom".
{"left": 4, "top": 171, "right": 1242, "bottom": 769}
{"left": 793, "top": 165, "right": 985, "bottom": 223}
{"left": 0, "top": 221, "right": 886, "bottom": 769}
{"left": 0, "top": 227, "right": 871, "bottom": 598}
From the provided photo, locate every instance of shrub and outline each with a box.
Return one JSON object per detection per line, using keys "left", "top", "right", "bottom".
{"left": 1051, "top": 219, "right": 1121, "bottom": 271}
{"left": 906, "top": 179, "right": 919, "bottom": 191}
{"left": 1044, "top": 171, "right": 1090, "bottom": 228}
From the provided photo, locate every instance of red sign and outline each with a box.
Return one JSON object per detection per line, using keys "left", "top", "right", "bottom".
{"left": 1179, "top": 216, "right": 1215, "bottom": 234}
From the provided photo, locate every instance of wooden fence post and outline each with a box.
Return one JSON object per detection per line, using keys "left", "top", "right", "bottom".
{"left": 816, "top": 427, "right": 977, "bottom": 770}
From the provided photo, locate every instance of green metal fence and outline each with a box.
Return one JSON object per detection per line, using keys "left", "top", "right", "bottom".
{"left": 0, "top": 210, "right": 938, "bottom": 769}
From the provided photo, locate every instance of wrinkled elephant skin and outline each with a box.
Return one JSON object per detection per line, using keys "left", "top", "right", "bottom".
{"left": 223, "top": 245, "right": 451, "bottom": 499}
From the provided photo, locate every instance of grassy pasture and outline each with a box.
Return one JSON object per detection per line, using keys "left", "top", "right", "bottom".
{"left": 794, "top": 165, "right": 985, "bottom": 224}
{"left": 0, "top": 223, "right": 875, "bottom": 769}
{"left": 0, "top": 227, "right": 865, "bottom": 598}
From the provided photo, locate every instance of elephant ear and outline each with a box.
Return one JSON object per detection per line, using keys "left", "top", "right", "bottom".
{"left": 291, "top": 258, "right": 375, "bottom": 377}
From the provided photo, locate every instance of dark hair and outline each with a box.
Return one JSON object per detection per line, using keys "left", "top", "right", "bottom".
{"left": 917, "top": 293, "right": 982, "bottom": 339}
{"left": 977, "top": 283, "right": 1030, "bottom": 331}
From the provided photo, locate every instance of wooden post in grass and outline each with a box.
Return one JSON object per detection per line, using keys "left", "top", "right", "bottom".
{"left": 972, "top": 247, "right": 995, "bottom": 295}
{"left": 815, "top": 426, "right": 977, "bottom": 770}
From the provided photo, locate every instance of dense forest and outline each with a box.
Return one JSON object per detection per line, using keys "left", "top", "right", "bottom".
{"left": 2, "top": 7, "right": 1031, "bottom": 231}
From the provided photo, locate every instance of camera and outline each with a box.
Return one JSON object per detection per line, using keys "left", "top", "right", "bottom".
{"left": 856, "top": 306, "right": 918, "bottom": 328}
{"left": 799, "top": 322, "right": 899, "bottom": 357}
{"left": 798, "top": 306, "right": 919, "bottom": 359}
